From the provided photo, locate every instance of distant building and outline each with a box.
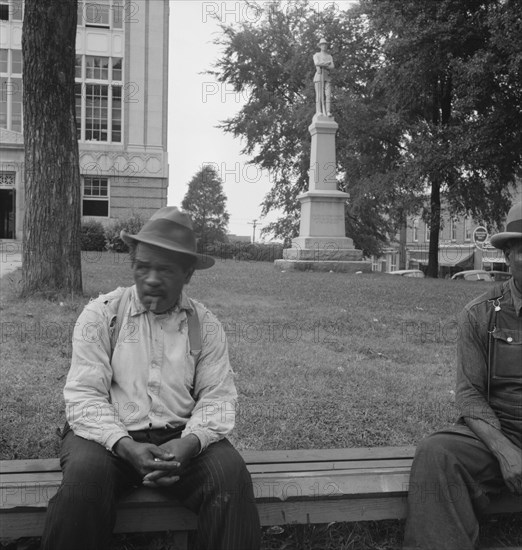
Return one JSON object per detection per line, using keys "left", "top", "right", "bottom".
{"left": 372, "top": 182, "right": 522, "bottom": 276}
{"left": 0, "top": 0, "right": 169, "bottom": 239}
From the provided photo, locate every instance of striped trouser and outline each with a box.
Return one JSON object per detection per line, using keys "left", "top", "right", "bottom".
{"left": 41, "top": 426, "right": 261, "bottom": 550}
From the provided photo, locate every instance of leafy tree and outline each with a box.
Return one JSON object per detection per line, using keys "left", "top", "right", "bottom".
{"left": 181, "top": 166, "right": 230, "bottom": 245}
{"left": 360, "top": 0, "right": 522, "bottom": 276}
{"left": 21, "top": 0, "right": 82, "bottom": 295}
{"left": 212, "top": 0, "right": 522, "bottom": 271}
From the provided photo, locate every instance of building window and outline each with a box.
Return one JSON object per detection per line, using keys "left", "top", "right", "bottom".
{"left": 10, "top": 76, "right": 21, "bottom": 132}
{"left": 11, "top": 49, "right": 21, "bottom": 74}
{"left": 0, "top": 77, "right": 6, "bottom": 128}
{"left": 0, "top": 49, "right": 22, "bottom": 132}
{"left": 0, "top": 50, "right": 7, "bottom": 73}
{"left": 83, "top": 176, "right": 109, "bottom": 217}
{"left": 11, "top": 0, "right": 22, "bottom": 20}
{"left": 75, "top": 55, "right": 123, "bottom": 143}
{"left": 451, "top": 219, "right": 457, "bottom": 241}
{"left": 86, "top": 55, "right": 109, "bottom": 80}
{"left": 111, "top": 85, "right": 122, "bottom": 142}
{"left": 77, "top": 0, "right": 123, "bottom": 30}
{"left": 424, "top": 223, "right": 430, "bottom": 242}
{"left": 464, "top": 218, "right": 471, "bottom": 241}
{"left": 85, "top": 2, "right": 110, "bottom": 27}
{"left": 75, "top": 55, "right": 82, "bottom": 79}
{"left": 0, "top": 1, "right": 22, "bottom": 21}
{"left": 413, "top": 219, "right": 419, "bottom": 242}
{"left": 85, "top": 84, "right": 108, "bottom": 141}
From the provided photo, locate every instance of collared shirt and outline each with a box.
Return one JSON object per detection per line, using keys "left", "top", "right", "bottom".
{"left": 64, "top": 286, "right": 237, "bottom": 452}
{"left": 456, "top": 277, "right": 522, "bottom": 448}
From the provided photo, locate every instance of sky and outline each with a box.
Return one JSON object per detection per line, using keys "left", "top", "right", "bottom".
{"left": 168, "top": 1, "right": 276, "bottom": 239}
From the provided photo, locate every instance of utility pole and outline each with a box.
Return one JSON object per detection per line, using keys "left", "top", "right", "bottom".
{"left": 248, "top": 219, "right": 258, "bottom": 243}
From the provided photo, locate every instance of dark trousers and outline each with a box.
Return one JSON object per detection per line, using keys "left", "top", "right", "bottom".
{"left": 403, "top": 430, "right": 507, "bottom": 550}
{"left": 41, "top": 427, "right": 261, "bottom": 550}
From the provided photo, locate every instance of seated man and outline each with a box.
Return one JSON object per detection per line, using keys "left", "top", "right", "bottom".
{"left": 403, "top": 201, "right": 522, "bottom": 550}
{"left": 41, "top": 207, "right": 261, "bottom": 550}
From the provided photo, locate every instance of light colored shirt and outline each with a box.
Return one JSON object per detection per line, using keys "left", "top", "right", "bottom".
{"left": 64, "top": 285, "right": 237, "bottom": 453}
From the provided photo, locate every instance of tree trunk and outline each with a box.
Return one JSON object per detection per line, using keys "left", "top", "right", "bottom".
{"left": 426, "top": 179, "right": 441, "bottom": 278}
{"left": 426, "top": 72, "right": 451, "bottom": 279}
{"left": 21, "top": 0, "right": 82, "bottom": 297}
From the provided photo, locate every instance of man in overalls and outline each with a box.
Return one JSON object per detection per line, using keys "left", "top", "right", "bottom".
{"left": 403, "top": 201, "right": 522, "bottom": 550}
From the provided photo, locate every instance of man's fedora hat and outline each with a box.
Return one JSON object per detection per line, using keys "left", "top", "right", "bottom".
{"left": 121, "top": 206, "right": 215, "bottom": 269}
{"left": 490, "top": 201, "right": 522, "bottom": 250}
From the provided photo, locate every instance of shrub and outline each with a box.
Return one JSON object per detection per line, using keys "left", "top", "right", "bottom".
{"left": 105, "top": 212, "right": 146, "bottom": 253}
{"left": 80, "top": 220, "right": 106, "bottom": 251}
{"left": 235, "top": 242, "right": 284, "bottom": 262}
{"left": 197, "top": 240, "right": 235, "bottom": 259}
{"left": 198, "top": 241, "right": 284, "bottom": 262}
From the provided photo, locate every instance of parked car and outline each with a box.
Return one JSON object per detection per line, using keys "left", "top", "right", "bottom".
{"left": 489, "top": 270, "right": 512, "bottom": 282}
{"left": 451, "top": 270, "right": 494, "bottom": 282}
{"left": 387, "top": 269, "right": 425, "bottom": 278}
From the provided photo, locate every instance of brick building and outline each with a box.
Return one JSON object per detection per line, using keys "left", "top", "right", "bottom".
{"left": 0, "top": 0, "right": 169, "bottom": 240}
{"left": 372, "top": 183, "right": 522, "bottom": 277}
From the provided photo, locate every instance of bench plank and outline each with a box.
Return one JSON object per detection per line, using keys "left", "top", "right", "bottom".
{"left": 0, "top": 447, "right": 417, "bottom": 474}
{"left": 1, "top": 447, "right": 520, "bottom": 543}
{"left": 0, "top": 468, "right": 413, "bottom": 510}
{"left": 2, "top": 490, "right": 520, "bottom": 540}
{"left": 1, "top": 458, "right": 415, "bottom": 479}
{"left": 241, "top": 446, "right": 417, "bottom": 463}
{"left": 0, "top": 459, "right": 61, "bottom": 474}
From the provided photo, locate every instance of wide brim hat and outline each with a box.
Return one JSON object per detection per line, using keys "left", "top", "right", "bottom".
{"left": 121, "top": 206, "right": 215, "bottom": 269}
{"left": 318, "top": 37, "right": 328, "bottom": 46}
{"left": 490, "top": 201, "right": 522, "bottom": 249}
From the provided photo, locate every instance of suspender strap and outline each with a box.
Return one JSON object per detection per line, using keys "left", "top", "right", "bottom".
{"left": 110, "top": 286, "right": 133, "bottom": 357}
{"left": 187, "top": 298, "right": 202, "bottom": 362}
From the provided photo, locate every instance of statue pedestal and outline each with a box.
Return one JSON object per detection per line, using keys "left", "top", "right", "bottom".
{"left": 274, "top": 115, "right": 371, "bottom": 273}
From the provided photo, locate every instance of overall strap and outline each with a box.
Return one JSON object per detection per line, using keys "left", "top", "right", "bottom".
{"left": 486, "top": 284, "right": 506, "bottom": 403}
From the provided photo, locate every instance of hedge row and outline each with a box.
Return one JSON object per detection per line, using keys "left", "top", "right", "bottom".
{"left": 198, "top": 241, "right": 285, "bottom": 262}
{"left": 80, "top": 213, "right": 146, "bottom": 252}
{"left": 81, "top": 215, "right": 285, "bottom": 263}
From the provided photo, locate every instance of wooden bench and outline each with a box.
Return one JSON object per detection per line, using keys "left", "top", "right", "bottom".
{"left": 1, "top": 447, "right": 520, "bottom": 549}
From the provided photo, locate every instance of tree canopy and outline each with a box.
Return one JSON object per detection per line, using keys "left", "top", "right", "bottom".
{"left": 181, "top": 165, "right": 230, "bottom": 244}
{"left": 212, "top": 0, "right": 522, "bottom": 272}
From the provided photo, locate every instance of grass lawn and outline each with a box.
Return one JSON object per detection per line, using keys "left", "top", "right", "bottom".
{"left": 1, "top": 251, "right": 520, "bottom": 549}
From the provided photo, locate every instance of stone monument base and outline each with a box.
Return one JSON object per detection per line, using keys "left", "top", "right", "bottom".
{"left": 283, "top": 236, "right": 362, "bottom": 261}
{"left": 277, "top": 236, "right": 372, "bottom": 272}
